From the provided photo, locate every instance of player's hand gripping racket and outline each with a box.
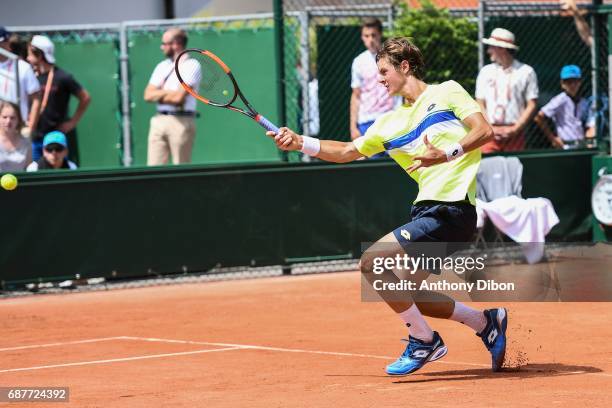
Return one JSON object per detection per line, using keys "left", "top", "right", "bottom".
{"left": 174, "top": 48, "right": 279, "bottom": 133}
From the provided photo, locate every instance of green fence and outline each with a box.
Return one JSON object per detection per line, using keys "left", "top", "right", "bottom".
{"left": 0, "top": 150, "right": 596, "bottom": 286}
{"left": 317, "top": 25, "right": 363, "bottom": 140}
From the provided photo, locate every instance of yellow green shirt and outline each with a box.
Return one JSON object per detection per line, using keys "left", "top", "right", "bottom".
{"left": 353, "top": 80, "right": 482, "bottom": 205}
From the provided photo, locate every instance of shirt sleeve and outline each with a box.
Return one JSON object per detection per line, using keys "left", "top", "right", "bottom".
{"left": 352, "top": 122, "right": 385, "bottom": 157}
{"left": 446, "top": 81, "right": 482, "bottom": 120}
{"left": 64, "top": 72, "right": 83, "bottom": 96}
{"left": 540, "top": 94, "right": 561, "bottom": 118}
{"left": 525, "top": 67, "right": 539, "bottom": 100}
{"left": 350, "top": 58, "right": 361, "bottom": 89}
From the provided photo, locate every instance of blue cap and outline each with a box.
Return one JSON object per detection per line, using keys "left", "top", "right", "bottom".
{"left": 560, "top": 65, "right": 582, "bottom": 80}
{"left": 42, "top": 131, "right": 68, "bottom": 148}
{"left": 0, "top": 27, "right": 10, "bottom": 42}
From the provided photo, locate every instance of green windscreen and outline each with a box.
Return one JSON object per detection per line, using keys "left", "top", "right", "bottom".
{"left": 128, "top": 28, "right": 281, "bottom": 166}
{"left": 53, "top": 38, "right": 123, "bottom": 167}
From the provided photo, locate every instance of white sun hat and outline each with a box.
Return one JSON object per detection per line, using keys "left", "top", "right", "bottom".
{"left": 482, "top": 28, "right": 519, "bottom": 50}
{"left": 31, "top": 35, "right": 56, "bottom": 64}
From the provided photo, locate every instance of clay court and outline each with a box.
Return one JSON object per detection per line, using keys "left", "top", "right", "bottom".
{"left": 1, "top": 271, "right": 611, "bottom": 407}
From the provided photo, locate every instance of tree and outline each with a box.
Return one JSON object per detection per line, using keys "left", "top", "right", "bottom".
{"left": 390, "top": 0, "right": 479, "bottom": 92}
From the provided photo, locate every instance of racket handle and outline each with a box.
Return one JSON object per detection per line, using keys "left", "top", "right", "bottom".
{"left": 256, "top": 114, "right": 279, "bottom": 133}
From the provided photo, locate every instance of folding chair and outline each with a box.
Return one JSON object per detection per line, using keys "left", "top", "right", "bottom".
{"left": 474, "top": 156, "right": 523, "bottom": 249}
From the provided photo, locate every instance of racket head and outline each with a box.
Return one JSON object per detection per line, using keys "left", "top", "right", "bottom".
{"left": 174, "top": 49, "right": 237, "bottom": 107}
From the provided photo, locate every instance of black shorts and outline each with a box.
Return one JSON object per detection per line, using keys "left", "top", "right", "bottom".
{"left": 392, "top": 201, "right": 477, "bottom": 266}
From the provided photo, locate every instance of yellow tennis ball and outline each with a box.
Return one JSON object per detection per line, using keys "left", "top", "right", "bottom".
{"left": 1, "top": 173, "right": 18, "bottom": 191}
{"left": 222, "top": 89, "right": 229, "bottom": 96}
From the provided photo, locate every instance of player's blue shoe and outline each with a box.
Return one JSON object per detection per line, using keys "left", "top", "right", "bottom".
{"left": 478, "top": 307, "right": 508, "bottom": 372}
{"left": 385, "top": 331, "right": 448, "bottom": 376}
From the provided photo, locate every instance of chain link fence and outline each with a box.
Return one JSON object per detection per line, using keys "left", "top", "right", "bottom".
{"left": 483, "top": 0, "right": 601, "bottom": 149}
{"left": 281, "top": 1, "right": 395, "bottom": 140}
{"left": 278, "top": 0, "right": 609, "bottom": 151}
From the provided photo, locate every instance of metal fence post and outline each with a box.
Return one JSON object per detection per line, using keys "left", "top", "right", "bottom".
{"left": 592, "top": 0, "right": 602, "bottom": 143}
{"left": 274, "top": 0, "right": 287, "bottom": 129}
{"left": 119, "top": 23, "right": 133, "bottom": 167}
{"left": 478, "top": 0, "right": 485, "bottom": 70}
{"left": 299, "top": 10, "right": 310, "bottom": 135}
{"left": 608, "top": 12, "right": 612, "bottom": 155}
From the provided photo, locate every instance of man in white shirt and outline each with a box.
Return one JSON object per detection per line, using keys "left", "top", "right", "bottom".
{"left": 350, "top": 18, "right": 399, "bottom": 142}
{"left": 476, "top": 28, "right": 539, "bottom": 153}
{"left": 0, "top": 27, "right": 41, "bottom": 136}
{"left": 144, "top": 28, "right": 201, "bottom": 165}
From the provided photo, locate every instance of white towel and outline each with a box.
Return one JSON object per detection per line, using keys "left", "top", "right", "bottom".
{"left": 476, "top": 196, "right": 560, "bottom": 263}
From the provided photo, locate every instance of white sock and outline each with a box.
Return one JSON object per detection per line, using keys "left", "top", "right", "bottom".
{"left": 398, "top": 304, "right": 434, "bottom": 342}
{"left": 449, "top": 302, "right": 487, "bottom": 333}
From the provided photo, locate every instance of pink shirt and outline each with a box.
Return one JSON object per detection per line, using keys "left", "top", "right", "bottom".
{"left": 351, "top": 50, "right": 397, "bottom": 123}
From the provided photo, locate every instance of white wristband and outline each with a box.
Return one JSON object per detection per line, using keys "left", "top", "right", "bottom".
{"left": 445, "top": 143, "right": 464, "bottom": 162}
{"left": 300, "top": 135, "right": 321, "bottom": 156}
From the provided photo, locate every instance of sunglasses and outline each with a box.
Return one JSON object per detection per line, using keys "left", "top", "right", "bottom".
{"left": 44, "top": 145, "right": 65, "bottom": 153}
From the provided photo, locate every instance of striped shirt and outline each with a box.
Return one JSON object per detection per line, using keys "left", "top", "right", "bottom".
{"left": 353, "top": 80, "right": 482, "bottom": 205}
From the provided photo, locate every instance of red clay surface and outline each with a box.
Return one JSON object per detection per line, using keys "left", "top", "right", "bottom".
{"left": 1, "top": 271, "right": 611, "bottom": 407}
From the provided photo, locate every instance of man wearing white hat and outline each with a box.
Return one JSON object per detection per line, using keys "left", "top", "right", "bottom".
{"left": 26, "top": 35, "right": 91, "bottom": 163}
{"left": 476, "top": 28, "right": 539, "bottom": 153}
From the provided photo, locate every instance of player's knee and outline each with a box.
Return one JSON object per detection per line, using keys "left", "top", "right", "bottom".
{"left": 359, "top": 251, "right": 377, "bottom": 276}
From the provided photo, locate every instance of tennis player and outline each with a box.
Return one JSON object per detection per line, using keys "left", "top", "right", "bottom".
{"left": 268, "top": 37, "right": 508, "bottom": 376}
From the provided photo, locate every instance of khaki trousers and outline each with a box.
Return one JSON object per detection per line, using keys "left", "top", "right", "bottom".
{"left": 147, "top": 114, "right": 196, "bottom": 165}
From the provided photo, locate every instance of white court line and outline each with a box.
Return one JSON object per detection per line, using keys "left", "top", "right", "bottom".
{"left": 3, "top": 336, "right": 611, "bottom": 378}
{"left": 0, "top": 337, "right": 124, "bottom": 352}
{"left": 121, "top": 336, "right": 612, "bottom": 377}
{"left": 0, "top": 347, "right": 242, "bottom": 374}
{"left": 120, "top": 336, "right": 489, "bottom": 367}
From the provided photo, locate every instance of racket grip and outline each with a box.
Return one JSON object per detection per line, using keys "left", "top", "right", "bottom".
{"left": 256, "top": 115, "right": 279, "bottom": 133}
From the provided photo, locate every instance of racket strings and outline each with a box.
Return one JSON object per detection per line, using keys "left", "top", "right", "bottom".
{"left": 178, "top": 52, "right": 235, "bottom": 105}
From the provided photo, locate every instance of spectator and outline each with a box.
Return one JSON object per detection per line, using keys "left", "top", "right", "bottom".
{"left": 560, "top": 0, "right": 592, "bottom": 47}
{"left": 27, "top": 35, "right": 91, "bottom": 163}
{"left": 0, "top": 27, "right": 42, "bottom": 138}
{"left": 476, "top": 28, "right": 539, "bottom": 153}
{"left": 534, "top": 65, "right": 594, "bottom": 149}
{"left": 350, "top": 18, "right": 400, "bottom": 142}
{"left": 144, "top": 28, "right": 200, "bottom": 165}
{"left": 26, "top": 131, "right": 77, "bottom": 171}
{"left": 0, "top": 101, "right": 31, "bottom": 171}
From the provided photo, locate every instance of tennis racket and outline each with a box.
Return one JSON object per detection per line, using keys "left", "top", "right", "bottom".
{"left": 174, "top": 48, "right": 279, "bottom": 133}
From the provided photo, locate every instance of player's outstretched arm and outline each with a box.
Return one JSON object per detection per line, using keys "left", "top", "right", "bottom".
{"left": 266, "top": 128, "right": 364, "bottom": 163}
